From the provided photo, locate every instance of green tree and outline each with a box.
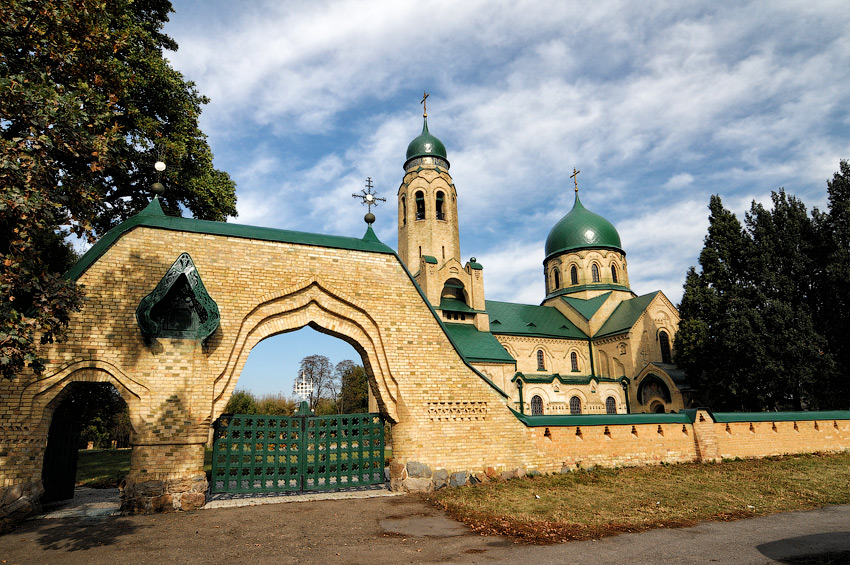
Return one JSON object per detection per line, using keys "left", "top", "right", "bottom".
{"left": 677, "top": 180, "right": 847, "bottom": 411}
{"left": 223, "top": 390, "right": 257, "bottom": 414}
{"left": 299, "top": 354, "right": 336, "bottom": 413}
{"left": 52, "top": 382, "right": 130, "bottom": 448}
{"left": 1, "top": 0, "right": 236, "bottom": 379}
{"left": 336, "top": 360, "right": 368, "bottom": 413}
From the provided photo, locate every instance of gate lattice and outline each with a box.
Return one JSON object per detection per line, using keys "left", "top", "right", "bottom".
{"left": 210, "top": 407, "right": 385, "bottom": 494}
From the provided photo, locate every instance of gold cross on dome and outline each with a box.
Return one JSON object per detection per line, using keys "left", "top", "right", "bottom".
{"left": 570, "top": 168, "right": 581, "bottom": 193}
{"left": 421, "top": 91, "right": 429, "bottom": 118}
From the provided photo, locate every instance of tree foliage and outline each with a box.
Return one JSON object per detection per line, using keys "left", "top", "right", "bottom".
{"left": 52, "top": 382, "right": 131, "bottom": 449}
{"left": 299, "top": 354, "right": 336, "bottom": 414}
{"left": 336, "top": 359, "right": 368, "bottom": 413}
{"left": 1, "top": 0, "right": 236, "bottom": 379}
{"left": 676, "top": 164, "right": 850, "bottom": 411}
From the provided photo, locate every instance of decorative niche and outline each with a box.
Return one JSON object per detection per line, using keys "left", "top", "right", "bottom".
{"left": 136, "top": 253, "right": 220, "bottom": 341}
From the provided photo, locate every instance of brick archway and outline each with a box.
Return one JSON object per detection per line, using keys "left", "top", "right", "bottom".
{"left": 211, "top": 275, "right": 400, "bottom": 422}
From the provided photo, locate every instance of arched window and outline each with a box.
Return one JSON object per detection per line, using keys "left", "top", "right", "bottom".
{"left": 570, "top": 351, "right": 579, "bottom": 372}
{"left": 441, "top": 278, "right": 467, "bottom": 305}
{"left": 611, "top": 264, "right": 618, "bottom": 283}
{"left": 659, "top": 330, "right": 672, "bottom": 364}
{"left": 569, "top": 396, "right": 582, "bottom": 415}
{"left": 435, "top": 191, "right": 445, "bottom": 220}
{"left": 605, "top": 396, "right": 617, "bottom": 414}
{"left": 570, "top": 265, "right": 578, "bottom": 285}
{"left": 415, "top": 191, "right": 425, "bottom": 220}
{"left": 553, "top": 269, "right": 560, "bottom": 290}
{"left": 536, "top": 349, "right": 545, "bottom": 371}
{"left": 401, "top": 195, "right": 407, "bottom": 226}
{"left": 591, "top": 263, "right": 600, "bottom": 282}
{"left": 531, "top": 395, "right": 544, "bottom": 416}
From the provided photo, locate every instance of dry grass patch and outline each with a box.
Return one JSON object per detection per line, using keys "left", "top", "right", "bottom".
{"left": 428, "top": 452, "right": 850, "bottom": 543}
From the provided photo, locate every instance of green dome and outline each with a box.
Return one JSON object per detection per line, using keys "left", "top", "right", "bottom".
{"left": 545, "top": 193, "right": 623, "bottom": 260}
{"left": 405, "top": 117, "right": 448, "bottom": 165}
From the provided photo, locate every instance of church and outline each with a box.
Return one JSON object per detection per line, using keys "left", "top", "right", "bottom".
{"left": 392, "top": 108, "right": 693, "bottom": 416}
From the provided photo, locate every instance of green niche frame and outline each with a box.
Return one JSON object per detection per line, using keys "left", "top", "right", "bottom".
{"left": 136, "top": 252, "right": 220, "bottom": 341}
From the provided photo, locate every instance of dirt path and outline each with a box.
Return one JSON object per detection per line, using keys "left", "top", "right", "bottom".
{"left": 2, "top": 495, "right": 849, "bottom": 564}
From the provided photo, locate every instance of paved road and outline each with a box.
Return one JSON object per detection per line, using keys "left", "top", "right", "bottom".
{"left": 1, "top": 494, "right": 848, "bottom": 564}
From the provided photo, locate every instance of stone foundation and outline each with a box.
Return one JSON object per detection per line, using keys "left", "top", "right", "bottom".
{"left": 119, "top": 473, "right": 208, "bottom": 513}
{"left": 0, "top": 481, "right": 43, "bottom": 533}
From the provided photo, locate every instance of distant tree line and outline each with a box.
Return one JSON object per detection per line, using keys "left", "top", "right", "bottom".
{"left": 223, "top": 356, "right": 370, "bottom": 416}
{"left": 676, "top": 161, "right": 850, "bottom": 411}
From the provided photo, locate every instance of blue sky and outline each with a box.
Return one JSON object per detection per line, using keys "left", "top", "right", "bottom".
{"left": 160, "top": 0, "right": 850, "bottom": 396}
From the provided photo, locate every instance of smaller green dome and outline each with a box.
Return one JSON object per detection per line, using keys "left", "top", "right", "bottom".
{"left": 545, "top": 193, "right": 623, "bottom": 260}
{"left": 405, "top": 117, "right": 448, "bottom": 165}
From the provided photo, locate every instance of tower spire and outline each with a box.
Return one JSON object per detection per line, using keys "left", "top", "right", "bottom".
{"left": 570, "top": 167, "right": 581, "bottom": 194}
{"left": 421, "top": 91, "right": 429, "bottom": 118}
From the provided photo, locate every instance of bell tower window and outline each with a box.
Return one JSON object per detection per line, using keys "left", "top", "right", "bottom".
{"left": 435, "top": 191, "right": 445, "bottom": 220}
{"left": 415, "top": 191, "right": 425, "bottom": 220}
{"left": 401, "top": 195, "right": 407, "bottom": 226}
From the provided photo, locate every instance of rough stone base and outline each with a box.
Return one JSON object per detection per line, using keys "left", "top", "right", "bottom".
{"left": 0, "top": 480, "right": 44, "bottom": 533}
{"left": 119, "top": 473, "right": 208, "bottom": 513}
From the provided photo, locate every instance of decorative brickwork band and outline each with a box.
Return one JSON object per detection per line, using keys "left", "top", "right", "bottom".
{"left": 427, "top": 401, "right": 488, "bottom": 421}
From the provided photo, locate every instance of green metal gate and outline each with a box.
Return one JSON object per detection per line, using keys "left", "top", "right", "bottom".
{"left": 210, "top": 405, "right": 385, "bottom": 494}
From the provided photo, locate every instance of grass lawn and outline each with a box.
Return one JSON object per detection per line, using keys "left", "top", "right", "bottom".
{"left": 76, "top": 449, "right": 214, "bottom": 487}
{"left": 428, "top": 452, "right": 850, "bottom": 544}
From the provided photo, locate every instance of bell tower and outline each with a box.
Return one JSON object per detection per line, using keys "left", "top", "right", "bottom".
{"left": 397, "top": 95, "right": 460, "bottom": 268}
{"left": 397, "top": 95, "right": 488, "bottom": 331}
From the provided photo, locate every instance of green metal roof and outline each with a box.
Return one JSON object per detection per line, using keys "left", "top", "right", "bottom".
{"left": 468, "top": 261, "right": 483, "bottom": 270}
{"left": 485, "top": 300, "right": 587, "bottom": 339}
{"left": 422, "top": 255, "right": 438, "bottom": 264}
{"left": 405, "top": 117, "right": 448, "bottom": 165}
{"left": 545, "top": 192, "right": 623, "bottom": 260}
{"left": 711, "top": 410, "right": 850, "bottom": 423}
{"left": 594, "top": 291, "right": 660, "bottom": 337}
{"left": 442, "top": 323, "right": 516, "bottom": 364}
{"left": 438, "top": 298, "right": 480, "bottom": 313}
{"left": 548, "top": 283, "right": 634, "bottom": 298}
{"left": 511, "top": 407, "right": 694, "bottom": 427}
{"left": 561, "top": 292, "right": 611, "bottom": 320}
{"left": 66, "top": 198, "right": 396, "bottom": 281}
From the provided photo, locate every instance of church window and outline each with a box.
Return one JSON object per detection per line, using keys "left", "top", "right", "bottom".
{"left": 605, "top": 396, "right": 617, "bottom": 414}
{"left": 569, "top": 396, "right": 582, "bottom": 415}
{"left": 591, "top": 263, "right": 600, "bottom": 282}
{"left": 415, "top": 191, "right": 425, "bottom": 220}
{"left": 659, "top": 330, "right": 672, "bottom": 364}
{"left": 442, "top": 246, "right": 445, "bottom": 260}
{"left": 570, "top": 352, "right": 579, "bottom": 372}
{"left": 536, "top": 349, "right": 545, "bottom": 371}
{"left": 570, "top": 266, "right": 578, "bottom": 285}
{"left": 531, "top": 395, "right": 544, "bottom": 416}
{"left": 611, "top": 264, "right": 618, "bottom": 283}
{"left": 435, "top": 191, "right": 446, "bottom": 220}
{"left": 401, "top": 195, "right": 407, "bottom": 226}
{"left": 553, "top": 269, "right": 560, "bottom": 289}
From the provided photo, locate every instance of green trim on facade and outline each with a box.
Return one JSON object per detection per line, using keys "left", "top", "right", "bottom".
{"left": 561, "top": 292, "right": 611, "bottom": 320}
{"left": 422, "top": 255, "right": 438, "bottom": 264}
{"left": 66, "top": 198, "right": 396, "bottom": 281}
{"left": 546, "top": 284, "right": 634, "bottom": 299}
{"left": 511, "top": 372, "right": 625, "bottom": 385}
{"left": 511, "top": 407, "right": 695, "bottom": 427}
{"left": 468, "top": 262, "right": 483, "bottom": 270}
{"left": 595, "top": 291, "right": 661, "bottom": 337}
{"left": 443, "top": 323, "right": 516, "bottom": 364}
{"left": 486, "top": 300, "right": 587, "bottom": 339}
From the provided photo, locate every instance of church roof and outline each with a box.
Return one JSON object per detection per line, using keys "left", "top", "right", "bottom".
{"left": 442, "top": 323, "right": 515, "bottom": 364}
{"left": 594, "top": 291, "right": 660, "bottom": 337}
{"left": 405, "top": 117, "right": 448, "bottom": 165}
{"left": 485, "top": 300, "right": 587, "bottom": 339}
{"left": 561, "top": 292, "right": 611, "bottom": 320}
{"left": 545, "top": 192, "right": 623, "bottom": 261}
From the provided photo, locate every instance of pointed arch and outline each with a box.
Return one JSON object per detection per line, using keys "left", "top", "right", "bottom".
{"left": 212, "top": 275, "right": 401, "bottom": 422}
{"left": 435, "top": 190, "right": 446, "bottom": 220}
